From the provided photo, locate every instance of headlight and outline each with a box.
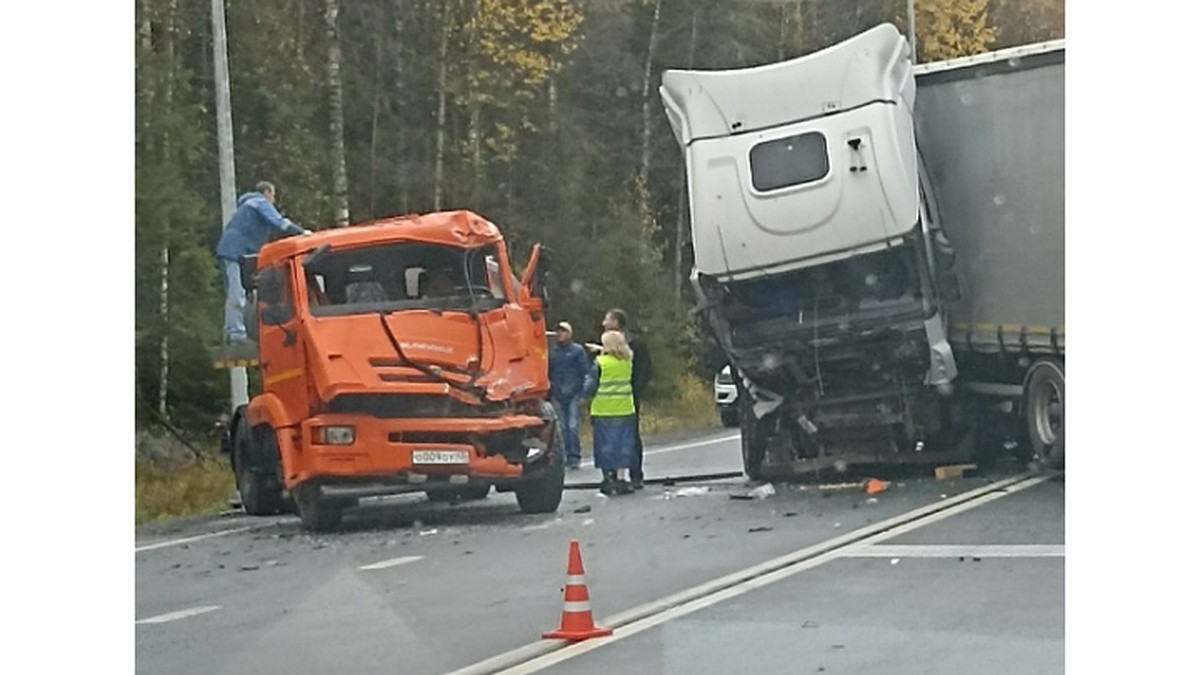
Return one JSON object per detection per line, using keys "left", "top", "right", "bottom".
{"left": 321, "top": 426, "right": 356, "bottom": 445}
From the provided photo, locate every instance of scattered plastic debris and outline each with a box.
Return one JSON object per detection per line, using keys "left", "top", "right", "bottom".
{"left": 582, "top": 519, "right": 595, "bottom": 527}
{"left": 865, "top": 498, "right": 879, "bottom": 505}
{"left": 419, "top": 529, "right": 439, "bottom": 536}
{"left": 750, "top": 483, "right": 776, "bottom": 499}
{"left": 671, "top": 486, "right": 712, "bottom": 498}
{"left": 864, "top": 478, "right": 889, "bottom": 495}
{"left": 889, "top": 558, "right": 900, "bottom": 565}
{"left": 748, "top": 526, "right": 774, "bottom": 533}
{"left": 818, "top": 482, "right": 861, "bottom": 491}
{"left": 240, "top": 564, "right": 260, "bottom": 572}
{"left": 731, "top": 483, "right": 775, "bottom": 500}
{"left": 573, "top": 505, "right": 593, "bottom": 514}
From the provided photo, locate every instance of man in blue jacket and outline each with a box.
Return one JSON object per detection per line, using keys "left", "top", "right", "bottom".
{"left": 548, "top": 321, "right": 589, "bottom": 469}
{"left": 215, "top": 181, "right": 310, "bottom": 343}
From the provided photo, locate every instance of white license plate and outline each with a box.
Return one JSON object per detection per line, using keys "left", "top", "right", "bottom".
{"left": 412, "top": 450, "right": 470, "bottom": 465}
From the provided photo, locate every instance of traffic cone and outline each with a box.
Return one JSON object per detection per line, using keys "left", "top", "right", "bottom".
{"left": 542, "top": 539, "right": 613, "bottom": 641}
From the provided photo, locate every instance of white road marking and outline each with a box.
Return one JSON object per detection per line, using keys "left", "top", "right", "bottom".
{"left": 452, "top": 473, "right": 1050, "bottom": 675}
{"left": 135, "top": 605, "right": 221, "bottom": 625}
{"left": 579, "top": 432, "right": 740, "bottom": 468}
{"left": 358, "top": 555, "right": 424, "bottom": 571}
{"left": 135, "top": 526, "right": 257, "bottom": 553}
{"left": 845, "top": 544, "right": 1065, "bottom": 558}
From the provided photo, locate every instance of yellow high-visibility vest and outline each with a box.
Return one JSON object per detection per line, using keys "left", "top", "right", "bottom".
{"left": 590, "top": 354, "right": 635, "bottom": 417}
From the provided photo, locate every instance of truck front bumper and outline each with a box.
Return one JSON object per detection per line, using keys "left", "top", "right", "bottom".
{"left": 280, "top": 413, "right": 550, "bottom": 489}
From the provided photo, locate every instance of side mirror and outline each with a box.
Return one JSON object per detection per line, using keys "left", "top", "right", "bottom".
{"left": 239, "top": 255, "right": 259, "bottom": 293}
{"left": 258, "top": 267, "right": 286, "bottom": 305}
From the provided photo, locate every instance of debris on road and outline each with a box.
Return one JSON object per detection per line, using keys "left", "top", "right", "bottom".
{"left": 802, "top": 620, "right": 819, "bottom": 628}
{"left": 818, "top": 482, "right": 861, "bottom": 492}
{"left": 573, "top": 505, "right": 593, "bottom": 514}
{"left": 240, "top": 564, "right": 259, "bottom": 571}
{"left": 581, "top": 518, "right": 595, "bottom": 526}
{"left": 668, "top": 486, "right": 712, "bottom": 498}
{"left": 865, "top": 497, "right": 879, "bottom": 505}
{"left": 864, "top": 478, "right": 889, "bottom": 495}
{"left": 730, "top": 483, "right": 775, "bottom": 500}
{"left": 419, "top": 529, "right": 439, "bottom": 536}
{"left": 934, "top": 463, "right": 977, "bottom": 480}
{"left": 890, "top": 558, "right": 900, "bottom": 565}
{"left": 783, "top": 511, "right": 798, "bottom": 517}
{"left": 748, "top": 526, "right": 774, "bottom": 533}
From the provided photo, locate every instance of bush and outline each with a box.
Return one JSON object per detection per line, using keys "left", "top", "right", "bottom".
{"left": 135, "top": 455, "right": 235, "bottom": 525}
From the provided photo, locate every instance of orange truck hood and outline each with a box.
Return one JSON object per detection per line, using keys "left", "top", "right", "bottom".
{"left": 303, "top": 309, "right": 546, "bottom": 405}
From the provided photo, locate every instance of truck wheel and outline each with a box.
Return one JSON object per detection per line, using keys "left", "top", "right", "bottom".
{"left": 1024, "top": 360, "right": 1065, "bottom": 470}
{"left": 739, "top": 411, "right": 768, "bottom": 482}
{"left": 294, "top": 483, "right": 344, "bottom": 532}
{"left": 234, "top": 418, "right": 288, "bottom": 516}
{"left": 515, "top": 411, "right": 565, "bottom": 514}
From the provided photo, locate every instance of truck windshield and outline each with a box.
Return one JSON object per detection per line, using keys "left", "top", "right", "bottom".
{"left": 303, "top": 242, "right": 508, "bottom": 317}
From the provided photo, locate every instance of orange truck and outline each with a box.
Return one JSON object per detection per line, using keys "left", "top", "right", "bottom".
{"left": 216, "top": 210, "right": 563, "bottom": 530}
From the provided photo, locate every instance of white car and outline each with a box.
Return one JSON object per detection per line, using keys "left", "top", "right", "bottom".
{"left": 714, "top": 365, "right": 739, "bottom": 427}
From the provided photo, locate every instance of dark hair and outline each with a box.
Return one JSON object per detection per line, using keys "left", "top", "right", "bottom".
{"left": 255, "top": 181, "right": 275, "bottom": 194}
{"left": 606, "top": 308, "right": 628, "bottom": 329}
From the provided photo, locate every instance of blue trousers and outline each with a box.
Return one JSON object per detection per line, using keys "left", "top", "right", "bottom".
{"left": 219, "top": 257, "right": 247, "bottom": 341}
{"left": 552, "top": 395, "right": 582, "bottom": 465}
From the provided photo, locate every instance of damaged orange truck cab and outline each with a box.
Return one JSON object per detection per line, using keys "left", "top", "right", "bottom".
{"left": 221, "top": 210, "right": 563, "bottom": 531}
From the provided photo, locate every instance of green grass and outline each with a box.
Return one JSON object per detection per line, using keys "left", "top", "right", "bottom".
{"left": 135, "top": 455, "right": 236, "bottom": 525}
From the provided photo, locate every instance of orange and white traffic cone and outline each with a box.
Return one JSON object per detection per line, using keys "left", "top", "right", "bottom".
{"left": 542, "top": 539, "right": 613, "bottom": 641}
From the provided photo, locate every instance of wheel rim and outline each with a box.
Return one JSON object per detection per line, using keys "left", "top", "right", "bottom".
{"left": 1032, "top": 376, "right": 1063, "bottom": 447}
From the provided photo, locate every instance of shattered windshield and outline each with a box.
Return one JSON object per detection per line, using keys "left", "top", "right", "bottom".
{"left": 303, "top": 242, "right": 508, "bottom": 317}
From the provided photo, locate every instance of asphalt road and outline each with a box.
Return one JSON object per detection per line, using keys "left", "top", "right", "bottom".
{"left": 135, "top": 429, "right": 1061, "bottom": 675}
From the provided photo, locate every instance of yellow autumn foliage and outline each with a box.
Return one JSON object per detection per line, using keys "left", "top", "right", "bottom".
{"left": 903, "top": 0, "right": 996, "bottom": 62}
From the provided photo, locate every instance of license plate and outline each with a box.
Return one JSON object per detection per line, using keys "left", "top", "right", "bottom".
{"left": 412, "top": 450, "right": 470, "bottom": 465}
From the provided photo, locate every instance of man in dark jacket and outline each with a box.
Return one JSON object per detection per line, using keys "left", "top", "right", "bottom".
{"left": 600, "top": 308, "right": 653, "bottom": 488}
{"left": 214, "top": 181, "right": 310, "bottom": 343}
{"left": 548, "top": 321, "right": 589, "bottom": 469}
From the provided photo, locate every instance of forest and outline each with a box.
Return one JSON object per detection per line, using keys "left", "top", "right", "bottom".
{"left": 135, "top": 0, "right": 1065, "bottom": 440}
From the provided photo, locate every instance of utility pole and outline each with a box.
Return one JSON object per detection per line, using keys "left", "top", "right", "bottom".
{"left": 211, "top": 0, "right": 249, "bottom": 411}
{"left": 906, "top": 0, "right": 918, "bottom": 64}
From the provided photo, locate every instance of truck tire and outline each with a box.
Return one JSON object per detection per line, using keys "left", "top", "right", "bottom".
{"left": 739, "top": 408, "right": 768, "bottom": 482}
{"left": 515, "top": 409, "right": 565, "bottom": 514}
{"left": 294, "top": 483, "right": 344, "bottom": 532}
{"left": 234, "top": 418, "right": 289, "bottom": 516}
{"left": 1024, "top": 360, "right": 1065, "bottom": 470}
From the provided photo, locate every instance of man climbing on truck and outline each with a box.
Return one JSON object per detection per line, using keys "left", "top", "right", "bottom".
{"left": 214, "top": 180, "right": 311, "bottom": 345}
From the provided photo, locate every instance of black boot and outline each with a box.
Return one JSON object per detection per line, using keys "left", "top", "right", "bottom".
{"left": 599, "top": 470, "right": 617, "bottom": 496}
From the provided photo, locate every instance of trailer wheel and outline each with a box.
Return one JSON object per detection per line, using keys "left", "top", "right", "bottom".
{"left": 1024, "top": 360, "right": 1065, "bottom": 470}
{"left": 294, "top": 483, "right": 344, "bottom": 532}
{"left": 515, "top": 408, "right": 565, "bottom": 514}
{"left": 234, "top": 419, "right": 289, "bottom": 516}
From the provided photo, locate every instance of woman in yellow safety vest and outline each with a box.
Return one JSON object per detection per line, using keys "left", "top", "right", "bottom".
{"left": 585, "top": 330, "right": 637, "bottom": 495}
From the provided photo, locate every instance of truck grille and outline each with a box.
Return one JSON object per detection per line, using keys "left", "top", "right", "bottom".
{"left": 327, "top": 394, "right": 513, "bottom": 419}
